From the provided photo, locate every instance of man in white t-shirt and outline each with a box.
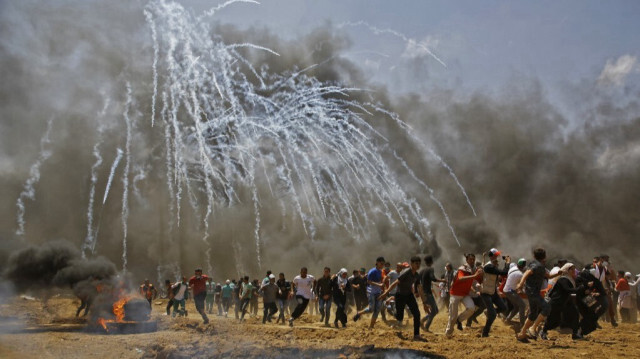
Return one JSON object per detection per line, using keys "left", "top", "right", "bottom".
{"left": 288, "top": 267, "right": 316, "bottom": 327}
{"left": 171, "top": 277, "right": 189, "bottom": 317}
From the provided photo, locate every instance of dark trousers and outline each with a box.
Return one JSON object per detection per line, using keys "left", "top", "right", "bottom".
{"left": 355, "top": 294, "right": 368, "bottom": 311}
{"left": 263, "top": 302, "right": 277, "bottom": 323}
{"left": 544, "top": 301, "right": 579, "bottom": 335}
{"left": 334, "top": 295, "right": 347, "bottom": 326}
{"left": 395, "top": 292, "right": 420, "bottom": 336}
{"left": 76, "top": 299, "right": 90, "bottom": 317}
{"left": 575, "top": 298, "right": 598, "bottom": 335}
{"left": 480, "top": 292, "right": 507, "bottom": 336}
{"left": 194, "top": 292, "right": 209, "bottom": 322}
{"left": 422, "top": 293, "right": 439, "bottom": 331}
{"left": 166, "top": 299, "right": 174, "bottom": 315}
{"left": 240, "top": 298, "right": 251, "bottom": 319}
{"left": 291, "top": 295, "right": 310, "bottom": 320}
{"left": 222, "top": 297, "right": 231, "bottom": 313}
{"left": 468, "top": 296, "right": 486, "bottom": 325}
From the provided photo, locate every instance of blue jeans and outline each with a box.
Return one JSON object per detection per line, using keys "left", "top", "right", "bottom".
{"left": 319, "top": 296, "right": 332, "bottom": 322}
{"left": 364, "top": 292, "right": 382, "bottom": 319}
{"left": 422, "top": 293, "right": 439, "bottom": 330}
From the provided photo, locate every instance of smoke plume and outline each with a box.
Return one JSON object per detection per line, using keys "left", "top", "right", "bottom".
{"left": 1, "top": 0, "right": 639, "bottom": 286}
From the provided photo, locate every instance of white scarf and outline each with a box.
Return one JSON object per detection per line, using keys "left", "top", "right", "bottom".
{"left": 337, "top": 268, "right": 348, "bottom": 290}
{"left": 558, "top": 263, "right": 576, "bottom": 288}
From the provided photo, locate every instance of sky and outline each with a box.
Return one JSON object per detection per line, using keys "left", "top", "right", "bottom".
{"left": 1, "top": 0, "right": 640, "bottom": 279}
{"left": 205, "top": 0, "right": 640, "bottom": 95}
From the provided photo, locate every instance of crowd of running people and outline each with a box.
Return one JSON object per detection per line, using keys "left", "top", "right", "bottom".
{"left": 153, "top": 247, "right": 639, "bottom": 342}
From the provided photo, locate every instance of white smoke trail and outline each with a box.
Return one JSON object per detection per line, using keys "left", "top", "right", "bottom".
{"left": 103, "top": 148, "right": 123, "bottom": 205}
{"left": 15, "top": 117, "right": 54, "bottom": 238}
{"left": 83, "top": 99, "right": 110, "bottom": 257}
{"left": 144, "top": 8, "right": 159, "bottom": 127}
{"left": 338, "top": 20, "right": 447, "bottom": 68}
{"left": 121, "top": 83, "right": 133, "bottom": 272}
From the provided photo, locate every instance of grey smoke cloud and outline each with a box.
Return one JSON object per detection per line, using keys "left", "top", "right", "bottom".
{"left": 1, "top": 0, "right": 639, "bottom": 286}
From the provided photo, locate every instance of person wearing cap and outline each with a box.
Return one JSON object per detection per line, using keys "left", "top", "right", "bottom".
{"left": 352, "top": 257, "right": 387, "bottom": 329}
{"left": 221, "top": 279, "right": 233, "bottom": 317}
{"left": 259, "top": 274, "right": 280, "bottom": 324}
{"left": 479, "top": 248, "right": 510, "bottom": 337}
{"left": 503, "top": 258, "right": 528, "bottom": 327}
{"left": 444, "top": 253, "right": 483, "bottom": 338}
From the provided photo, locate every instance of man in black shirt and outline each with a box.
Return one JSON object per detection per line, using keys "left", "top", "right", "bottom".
{"left": 316, "top": 267, "right": 333, "bottom": 326}
{"left": 418, "top": 255, "right": 444, "bottom": 332}
{"left": 380, "top": 256, "right": 426, "bottom": 340}
{"left": 276, "top": 273, "right": 291, "bottom": 324}
{"left": 479, "top": 248, "right": 510, "bottom": 337}
{"left": 516, "top": 247, "right": 562, "bottom": 342}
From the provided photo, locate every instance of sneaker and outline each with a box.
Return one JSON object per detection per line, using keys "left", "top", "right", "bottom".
{"left": 539, "top": 331, "right": 548, "bottom": 341}
{"left": 353, "top": 313, "right": 361, "bottom": 322}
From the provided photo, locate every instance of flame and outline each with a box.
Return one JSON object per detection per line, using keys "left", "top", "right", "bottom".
{"left": 113, "top": 296, "right": 129, "bottom": 322}
{"left": 96, "top": 290, "right": 136, "bottom": 332}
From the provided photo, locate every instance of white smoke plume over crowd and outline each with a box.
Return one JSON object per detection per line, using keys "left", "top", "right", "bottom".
{"left": 1, "top": 0, "right": 639, "bottom": 288}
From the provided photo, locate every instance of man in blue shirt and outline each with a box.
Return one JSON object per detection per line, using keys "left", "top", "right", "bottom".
{"left": 353, "top": 256, "right": 386, "bottom": 328}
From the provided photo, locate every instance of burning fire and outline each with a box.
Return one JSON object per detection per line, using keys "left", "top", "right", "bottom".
{"left": 96, "top": 289, "right": 136, "bottom": 332}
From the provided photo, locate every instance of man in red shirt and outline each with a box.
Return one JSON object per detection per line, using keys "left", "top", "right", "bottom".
{"left": 444, "top": 253, "right": 483, "bottom": 338}
{"left": 189, "top": 268, "right": 210, "bottom": 324}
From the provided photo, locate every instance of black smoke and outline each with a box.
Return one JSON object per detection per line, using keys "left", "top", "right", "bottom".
{"left": 1, "top": 0, "right": 639, "bottom": 284}
{"left": 3, "top": 239, "right": 116, "bottom": 292}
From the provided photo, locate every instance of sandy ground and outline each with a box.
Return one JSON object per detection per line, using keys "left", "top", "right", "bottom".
{"left": 1, "top": 293, "right": 639, "bottom": 359}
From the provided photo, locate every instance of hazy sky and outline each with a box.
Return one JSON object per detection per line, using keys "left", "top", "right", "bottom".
{"left": 200, "top": 0, "right": 640, "bottom": 95}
